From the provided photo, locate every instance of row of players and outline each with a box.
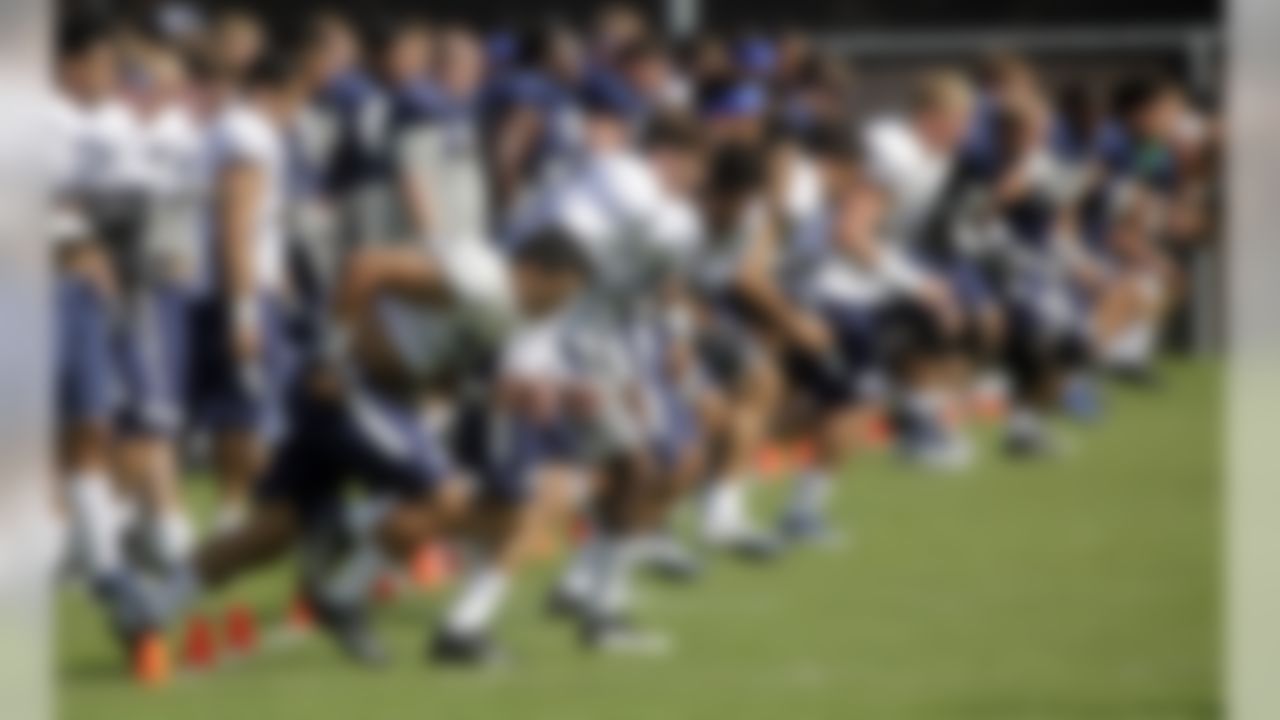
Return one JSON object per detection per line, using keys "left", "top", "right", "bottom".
{"left": 53, "top": 9, "right": 1209, "bottom": 668}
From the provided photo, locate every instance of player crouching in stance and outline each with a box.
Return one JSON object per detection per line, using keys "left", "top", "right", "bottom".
{"left": 107, "top": 238, "right": 511, "bottom": 665}
{"left": 430, "top": 230, "right": 598, "bottom": 665}
{"left": 778, "top": 179, "right": 961, "bottom": 543}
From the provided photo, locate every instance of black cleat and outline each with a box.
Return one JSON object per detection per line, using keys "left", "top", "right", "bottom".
{"left": 722, "top": 531, "right": 785, "bottom": 563}
{"left": 305, "top": 591, "right": 389, "bottom": 668}
{"left": 430, "top": 629, "right": 507, "bottom": 668}
{"left": 579, "top": 613, "right": 672, "bottom": 655}
{"left": 545, "top": 587, "right": 589, "bottom": 622}
{"left": 1110, "top": 364, "right": 1161, "bottom": 389}
{"left": 1003, "top": 429, "right": 1068, "bottom": 460}
{"left": 643, "top": 551, "right": 703, "bottom": 584}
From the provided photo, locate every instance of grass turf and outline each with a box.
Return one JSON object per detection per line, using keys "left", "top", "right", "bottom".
{"left": 59, "top": 359, "right": 1219, "bottom": 720}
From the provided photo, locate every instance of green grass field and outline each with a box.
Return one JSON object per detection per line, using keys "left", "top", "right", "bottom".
{"left": 59, "top": 360, "right": 1220, "bottom": 720}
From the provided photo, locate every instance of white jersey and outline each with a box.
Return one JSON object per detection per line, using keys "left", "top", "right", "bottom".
{"left": 512, "top": 148, "right": 681, "bottom": 309}
{"left": 690, "top": 203, "right": 768, "bottom": 298}
{"left": 201, "top": 101, "right": 289, "bottom": 294}
{"left": 136, "top": 104, "right": 205, "bottom": 269}
{"left": 804, "top": 242, "right": 926, "bottom": 309}
{"left": 864, "top": 116, "right": 954, "bottom": 248}
{"left": 397, "top": 116, "right": 490, "bottom": 248}
{"left": 52, "top": 95, "right": 148, "bottom": 200}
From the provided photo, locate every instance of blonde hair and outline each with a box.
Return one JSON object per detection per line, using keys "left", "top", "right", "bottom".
{"left": 909, "top": 69, "right": 974, "bottom": 117}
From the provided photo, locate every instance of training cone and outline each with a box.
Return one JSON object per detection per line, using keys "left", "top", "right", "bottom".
{"left": 859, "top": 411, "right": 893, "bottom": 450}
{"left": 180, "top": 614, "right": 218, "bottom": 670}
{"left": 790, "top": 438, "right": 817, "bottom": 468}
{"left": 287, "top": 592, "right": 314, "bottom": 631}
{"left": 224, "top": 604, "right": 259, "bottom": 654}
{"left": 132, "top": 632, "right": 171, "bottom": 688}
{"left": 411, "top": 543, "right": 453, "bottom": 591}
{"left": 755, "top": 443, "right": 791, "bottom": 478}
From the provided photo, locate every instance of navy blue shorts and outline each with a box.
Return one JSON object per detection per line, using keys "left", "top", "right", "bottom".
{"left": 917, "top": 255, "right": 994, "bottom": 314}
{"left": 57, "top": 276, "right": 117, "bottom": 426}
{"left": 450, "top": 399, "right": 577, "bottom": 507}
{"left": 257, "top": 381, "right": 453, "bottom": 521}
{"left": 186, "top": 293, "right": 296, "bottom": 440}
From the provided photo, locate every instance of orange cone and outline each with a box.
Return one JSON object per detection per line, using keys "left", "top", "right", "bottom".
{"left": 755, "top": 443, "right": 790, "bottom": 478}
{"left": 790, "top": 438, "right": 816, "bottom": 468}
{"left": 224, "top": 604, "right": 259, "bottom": 654}
{"left": 410, "top": 543, "right": 452, "bottom": 591}
{"left": 132, "top": 631, "right": 171, "bottom": 688}
{"left": 180, "top": 614, "right": 218, "bottom": 670}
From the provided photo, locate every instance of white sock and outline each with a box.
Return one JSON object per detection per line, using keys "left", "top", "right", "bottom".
{"left": 786, "top": 468, "right": 830, "bottom": 521}
{"left": 702, "top": 479, "right": 747, "bottom": 542}
{"left": 1106, "top": 321, "right": 1156, "bottom": 369}
{"left": 558, "top": 536, "right": 603, "bottom": 601}
{"left": 148, "top": 509, "right": 195, "bottom": 569}
{"left": 66, "top": 470, "right": 125, "bottom": 581}
{"left": 905, "top": 388, "right": 944, "bottom": 418}
{"left": 592, "top": 535, "right": 640, "bottom": 618}
{"left": 1007, "top": 405, "right": 1043, "bottom": 441}
{"left": 443, "top": 565, "right": 510, "bottom": 638}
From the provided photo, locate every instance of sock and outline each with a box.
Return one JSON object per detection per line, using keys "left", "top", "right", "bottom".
{"left": 905, "top": 388, "right": 944, "bottom": 419}
{"left": 1007, "top": 405, "right": 1043, "bottom": 442}
{"left": 591, "top": 535, "right": 640, "bottom": 618}
{"left": 148, "top": 509, "right": 195, "bottom": 570}
{"left": 557, "top": 536, "right": 604, "bottom": 601}
{"left": 1106, "top": 321, "right": 1156, "bottom": 369}
{"left": 442, "top": 565, "right": 510, "bottom": 638}
{"left": 318, "top": 498, "right": 395, "bottom": 607}
{"left": 164, "top": 562, "right": 204, "bottom": 617}
{"left": 321, "top": 541, "right": 389, "bottom": 607}
{"left": 66, "top": 470, "right": 125, "bottom": 583}
{"left": 786, "top": 467, "right": 830, "bottom": 522}
{"left": 702, "top": 479, "right": 747, "bottom": 542}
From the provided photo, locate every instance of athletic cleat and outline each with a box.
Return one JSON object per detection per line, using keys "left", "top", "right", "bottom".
{"left": 429, "top": 629, "right": 508, "bottom": 668}
{"left": 304, "top": 590, "right": 389, "bottom": 668}
{"left": 580, "top": 614, "right": 672, "bottom": 656}
{"left": 1003, "top": 428, "right": 1071, "bottom": 460}
{"left": 642, "top": 543, "right": 704, "bottom": 583}
{"left": 1062, "top": 376, "right": 1104, "bottom": 423}
{"left": 721, "top": 530, "right": 785, "bottom": 563}
{"left": 545, "top": 587, "right": 589, "bottom": 622}
{"left": 778, "top": 512, "right": 844, "bottom": 548}
{"left": 1111, "top": 364, "right": 1162, "bottom": 389}
{"left": 646, "top": 554, "right": 703, "bottom": 583}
